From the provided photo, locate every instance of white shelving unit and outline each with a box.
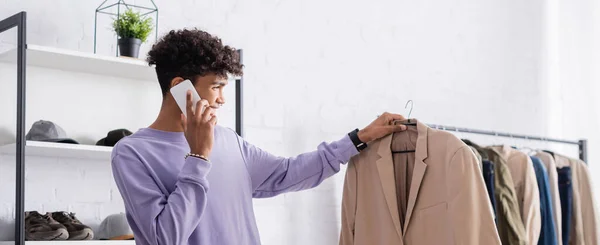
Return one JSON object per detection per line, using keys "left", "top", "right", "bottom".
{"left": 0, "top": 12, "right": 243, "bottom": 243}
{"left": 0, "top": 241, "right": 134, "bottom": 245}
{"left": 0, "top": 141, "right": 112, "bottom": 160}
{"left": 0, "top": 44, "right": 156, "bottom": 81}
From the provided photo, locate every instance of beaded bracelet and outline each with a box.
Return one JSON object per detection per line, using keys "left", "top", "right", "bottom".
{"left": 185, "top": 153, "right": 209, "bottom": 162}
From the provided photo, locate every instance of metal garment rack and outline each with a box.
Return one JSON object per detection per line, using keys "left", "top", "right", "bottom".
{"left": 427, "top": 124, "right": 588, "bottom": 162}
{"left": 1, "top": 11, "right": 244, "bottom": 245}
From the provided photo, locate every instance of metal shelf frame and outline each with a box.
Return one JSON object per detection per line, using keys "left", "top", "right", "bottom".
{"left": 0, "top": 11, "right": 27, "bottom": 245}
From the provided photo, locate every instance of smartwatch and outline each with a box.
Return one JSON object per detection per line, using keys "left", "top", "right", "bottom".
{"left": 348, "top": 128, "right": 367, "bottom": 152}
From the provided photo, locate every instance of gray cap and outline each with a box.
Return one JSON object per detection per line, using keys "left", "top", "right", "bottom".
{"left": 97, "top": 213, "right": 134, "bottom": 240}
{"left": 25, "top": 120, "right": 78, "bottom": 144}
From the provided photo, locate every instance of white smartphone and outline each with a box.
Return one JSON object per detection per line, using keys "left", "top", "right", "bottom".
{"left": 170, "top": 79, "right": 202, "bottom": 118}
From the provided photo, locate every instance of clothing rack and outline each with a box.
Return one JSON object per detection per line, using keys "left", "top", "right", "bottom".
{"left": 426, "top": 124, "right": 588, "bottom": 162}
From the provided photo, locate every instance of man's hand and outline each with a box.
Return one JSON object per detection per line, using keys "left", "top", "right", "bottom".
{"left": 181, "top": 90, "right": 217, "bottom": 158}
{"left": 357, "top": 112, "right": 407, "bottom": 143}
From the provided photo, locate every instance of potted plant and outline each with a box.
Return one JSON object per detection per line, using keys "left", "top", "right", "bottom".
{"left": 111, "top": 8, "right": 153, "bottom": 58}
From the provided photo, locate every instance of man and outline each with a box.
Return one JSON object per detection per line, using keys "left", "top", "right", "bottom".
{"left": 111, "top": 28, "right": 408, "bottom": 245}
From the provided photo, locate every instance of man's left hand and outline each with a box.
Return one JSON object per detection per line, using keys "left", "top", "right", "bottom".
{"left": 357, "top": 112, "right": 408, "bottom": 143}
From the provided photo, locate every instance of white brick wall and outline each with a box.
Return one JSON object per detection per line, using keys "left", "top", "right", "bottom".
{"left": 0, "top": 0, "right": 599, "bottom": 244}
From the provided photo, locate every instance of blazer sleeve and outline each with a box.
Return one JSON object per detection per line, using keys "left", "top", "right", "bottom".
{"left": 339, "top": 157, "right": 358, "bottom": 245}
{"left": 448, "top": 146, "right": 501, "bottom": 245}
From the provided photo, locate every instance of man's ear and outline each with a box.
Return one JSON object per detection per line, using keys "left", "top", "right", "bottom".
{"left": 169, "top": 77, "right": 186, "bottom": 89}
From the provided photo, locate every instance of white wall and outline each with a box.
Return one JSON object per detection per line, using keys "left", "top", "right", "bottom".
{"left": 552, "top": 0, "right": 600, "bottom": 206}
{"left": 0, "top": 0, "right": 598, "bottom": 244}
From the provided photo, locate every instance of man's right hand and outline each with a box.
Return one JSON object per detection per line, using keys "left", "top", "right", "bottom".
{"left": 181, "top": 90, "right": 217, "bottom": 158}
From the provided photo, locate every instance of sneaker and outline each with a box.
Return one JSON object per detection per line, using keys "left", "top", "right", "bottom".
{"left": 51, "top": 212, "right": 94, "bottom": 240}
{"left": 25, "top": 211, "right": 69, "bottom": 241}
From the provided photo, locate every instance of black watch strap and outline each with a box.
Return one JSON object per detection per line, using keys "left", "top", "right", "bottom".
{"left": 348, "top": 128, "right": 367, "bottom": 152}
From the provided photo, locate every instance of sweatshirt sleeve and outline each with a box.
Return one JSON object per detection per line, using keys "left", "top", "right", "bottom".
{"left": 235, "top": 132, "right": 359, "bottom": 198}
{"left": 111, "top": 146, "right": 211, "bottom": 245}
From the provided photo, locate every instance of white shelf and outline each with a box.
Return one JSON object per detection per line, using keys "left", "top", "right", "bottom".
{"left": 0, "top": 44, "right": 156, "bottom": 81}
{"left": 0, "top": 141, "right": 113, "bottom": 161}
{"left": 0, "top": 241, "right": 134, "bottom": 245}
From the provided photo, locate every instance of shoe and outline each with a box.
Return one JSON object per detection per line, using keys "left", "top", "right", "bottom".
{"left": 51, "top": 212, "right": 94, "bottom": 240}
{"left": 25, "top": 211, "right": 69, "bottom": 241}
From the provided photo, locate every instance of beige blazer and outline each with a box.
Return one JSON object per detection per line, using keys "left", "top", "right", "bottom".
{"left": 553, "top": 153, "right": 599, "bottom": 245}
{"left": 572, "top": 157, "right": 600, "bottom": 245}
{"left": 339, "top": 120, "right": 500, "bottom": 245}
{"left": 489, "top": 145, "right": 541, "bottom": 245}
{"left": 534, "top": 151, "right": 563, "bottom": 245}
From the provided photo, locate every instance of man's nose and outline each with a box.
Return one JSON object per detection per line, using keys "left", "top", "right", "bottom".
{"left": 217, "top": 96, "right": 225, "bottom": 105}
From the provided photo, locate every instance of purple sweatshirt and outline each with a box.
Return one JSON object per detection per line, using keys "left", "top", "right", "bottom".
{"left": 110, "top": 126, "right": 359, "bottom": 245}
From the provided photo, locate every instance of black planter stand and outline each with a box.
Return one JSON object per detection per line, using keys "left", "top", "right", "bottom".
{"left": 93, "top": 0, "right": 159, "bottom": 56}
{"left": 118, "top": 38, "right": 142, "bottom": 58}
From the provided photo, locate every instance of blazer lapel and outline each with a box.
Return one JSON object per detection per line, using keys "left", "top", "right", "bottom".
{"left": 402, "top": 120, "right": 429, "bottom": 234}
{"left": 376, "top": 134, "right": 403, "bottom": 239}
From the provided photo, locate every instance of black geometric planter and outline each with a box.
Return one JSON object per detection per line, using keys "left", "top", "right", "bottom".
{"left": 117, "top": 38, "right": 141, "bottom": 58}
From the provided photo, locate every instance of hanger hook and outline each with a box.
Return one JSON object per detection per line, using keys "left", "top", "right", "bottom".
{"left": 405, "top": 100, "right": 414, "bottom": 119}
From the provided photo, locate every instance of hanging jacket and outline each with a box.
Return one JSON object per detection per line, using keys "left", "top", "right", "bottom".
{"left": 531, "top": 156, "right": 558, "bottom": 245}
{"left": 339, "top": 119, "right": 500, "bottom": 245}
{"left": 535, "top": 151, "right": 563, "bottom": 245}
{"left": 463, "top": 140, "right": 528, "bottom": 245}
{"left": 488, "top": 145, "right": 542, "bottom": 245}
{"left": 552, "top": 152, "right": 599, "bottom": 245}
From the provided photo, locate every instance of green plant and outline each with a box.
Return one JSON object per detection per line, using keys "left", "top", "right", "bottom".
{"left": 111, "top": 8, "right": 153, "bottom": 43}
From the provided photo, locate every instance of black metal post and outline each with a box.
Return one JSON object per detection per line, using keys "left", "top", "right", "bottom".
{"left": 15, "top": 11, "right": 26, "bottom": 245}
{"left": 116, "top": 1, "right": 121, "bottom": 57}
{"left": 235, "top": 49, "right": 244, "bottom": 137}
{"left": 0, "top": 11, "right": 27, "bottom": 245}
{"left": 0, "top": 12, "right": 21, "bottom": 33}
{"left": 579, "top": 139, "right": 588, "bottom": 162}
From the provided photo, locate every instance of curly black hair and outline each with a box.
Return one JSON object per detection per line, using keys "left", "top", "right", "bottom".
{"left": 146, "top": 28, "right": 244, "bottom": 97}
